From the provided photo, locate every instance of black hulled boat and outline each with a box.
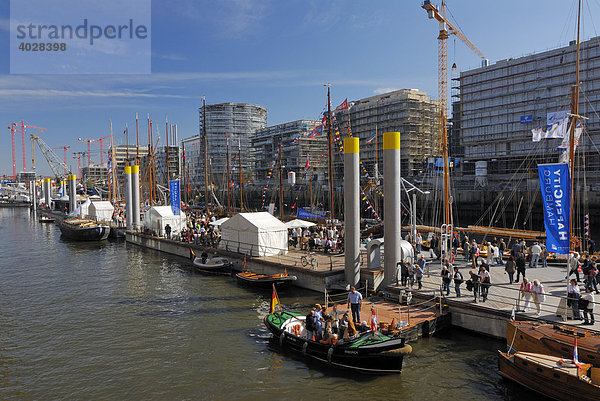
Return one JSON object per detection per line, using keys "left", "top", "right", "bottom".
{"left": 264, "top": 311, "right": 411, "bottom": 374}
{"left": 57, "top": 218, "right": 110, "bottom": 241}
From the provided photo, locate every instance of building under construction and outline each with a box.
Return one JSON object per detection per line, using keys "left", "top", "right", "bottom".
{"left": 334, "top": 89, "right": 439, "bottom": 181}
{"left": 453, "top": 36, "right": 600, "bottom": 192}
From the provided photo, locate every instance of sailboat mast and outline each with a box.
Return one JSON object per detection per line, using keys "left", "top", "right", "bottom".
{"left": 226, "top": 132, "right": 231, "bottom": 214}
{"left": 238, "top": 139, "right": 243, "bottom": 212}
{"left": 279, "top": 140, "right": 284, "bottom": 220}
{"left": 375, "top": 124, "right": 379, "bottom": 217}
{"left": 109, "top": 120, "right": 115, "bottom": 203}
{"left": 441, "top": 0, "right": 451, "bottom": 228}
{"left": 569, "top": 0, "right": 582, "bottom": 250}
{"left": 326, "top": 85, "right": 334, "bottom": 222}
{"left": 165, "top": 117, "right": 170, "bottom": 182}
{"left": 202, "top": 98, "right": 210, "bottom": 213}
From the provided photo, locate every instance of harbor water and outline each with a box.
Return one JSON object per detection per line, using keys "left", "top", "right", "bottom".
{"left": 1, "top": 208, "right": 543, "bottom": 400}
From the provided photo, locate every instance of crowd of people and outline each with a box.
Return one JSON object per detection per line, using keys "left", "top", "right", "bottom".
{"left": 304, "top": 287, "right": 370, "bottom": 343}
{"left": 289, "top": 224, "right": 344, "bottom": 254}
{"left": 175, "top": 210, "right": 222, "bottom": 247}
{"left": 395, "top": 231, "right": 597, "bottom": 324}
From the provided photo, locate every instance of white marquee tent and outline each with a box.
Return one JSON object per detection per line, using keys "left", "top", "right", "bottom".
{"left": 220, "top": 212, "right": 288, "bottom": 257}
{"left": 88, "top": 201, "right": 114, "bottom": 222}
{"left": 143, "top": 206, "right": 187, "bottom": 236}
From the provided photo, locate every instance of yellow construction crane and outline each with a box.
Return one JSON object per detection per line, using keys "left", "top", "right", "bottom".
{"left": 421, "top": 0, "right": 485, "bottom": 227}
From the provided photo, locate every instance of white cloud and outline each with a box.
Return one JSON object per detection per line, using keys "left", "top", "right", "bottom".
{"left": 0, "top": 88, "right": 186, "bottom": 98}
{"left": 373, "top": 87, "right": 400, "bottom": 95}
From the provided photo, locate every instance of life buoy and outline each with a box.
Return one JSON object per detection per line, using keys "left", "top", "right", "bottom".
{"left": 572, "top": 238, "right": 581, "bottom": 249}
{"left": 292, "top": 324, "right": 301, "bottom": 336}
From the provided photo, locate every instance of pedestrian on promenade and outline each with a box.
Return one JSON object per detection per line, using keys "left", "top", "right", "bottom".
{"left": 415, "top": 263, "right": 424, "bottom": 290}
{"left": 416, "top": 232, "right": 422, "bottom": 254}
{"left": 540, "top": 244, "right": 549, "bottom": 267}
{"left": 417, "top": 254, "right": 427, "bottom": 276}
{"left": 486, "top": 242, "right": 495, "bottom": 267}
{"left": 515, "top": 252, "right": 526, "bottom": 283}
{"left": 568, "top": 279, "right": 582, "bottom": 320}
{"left": 347, "top": 287, "right": 363, "bottom": 324}
{"left": 519, "top": 279, "right": 533, "bottom": 312}
{"left": 581, "top": 287, "right": 595, "bottom": 325}
{"left": 530, "top": 242, "right": 542, "bottom": 268}
{"left": 505, "top": 256, "right": 516, "bottom": 284}
{"left": 498, "top": 239, "right": 506, "bottom": 265}
{"left": 398, "top": 259, "right": 408, "bottom": 286}
{"left": 566, "top": 252, "right": 581, "bottom": 282}
{"left": 470, "top": 240, "right": 479, "bottom": 269}
{"left": 440, "top": 265, "right": 451, "bottom": 296}
{"left": 462, "top": 235, "right": 470, "bottom": 261}
{"left": 468, "top": 270, "right": 480, "bottom": 303}
{"left": 407, "top": 261, "right": 415, "bottom": 288}
{"left": 453, "top": 266, "right": 463, "bottom": 297}
{"left": 531, "top": 279, "right": 546, "bottom": 316}
{"left": 479, "top": 266, "right": 491, "bottom": 302}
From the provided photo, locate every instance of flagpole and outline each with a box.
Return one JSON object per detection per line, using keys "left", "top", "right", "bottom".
{"left": 226, "top": 132, "right": 231, "bottom": 215}
{"left": 125, "top": 124, "right": 129, "bottom": 167}
{"left": 375, "top": 123, "right": 379, "bottom": 217}
{"left": 239, "top": 139, "right": 243, "bottom": 212}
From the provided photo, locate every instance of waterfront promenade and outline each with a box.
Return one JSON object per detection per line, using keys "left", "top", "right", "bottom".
{"left": 396, "top": 255, "right": 600, "bottom": 331}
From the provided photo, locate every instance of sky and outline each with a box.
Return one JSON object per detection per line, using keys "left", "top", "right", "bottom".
{"left": 1, "top": 0, "right": 600, "bottom": 176}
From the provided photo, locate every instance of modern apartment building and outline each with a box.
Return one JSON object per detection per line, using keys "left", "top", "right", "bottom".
{"left": 197, "top": 102, "right": 268, "bottom": 188}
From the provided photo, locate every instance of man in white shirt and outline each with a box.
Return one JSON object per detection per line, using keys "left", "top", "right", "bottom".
{"left": 581, "top": 287, "right": 595, "bottom": 325}
{"left": 530, "top": 242, "right": 542, "bottom": 268}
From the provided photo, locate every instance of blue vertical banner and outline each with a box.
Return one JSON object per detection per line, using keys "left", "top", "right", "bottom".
{"left": 538, "top": 163, "right": 571, "bottom": 253}
{"left": 169, "top": 180, "right": 180, "bottom": 216}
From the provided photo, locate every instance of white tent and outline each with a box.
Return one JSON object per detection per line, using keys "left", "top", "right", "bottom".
{"left": 88, "top": 201, "right": 114, "bottom": 222}
{"left": 143, "top": 206, "right": 187, "bottom": 236}
{"left": 285, "top": 219, "right": 316, "bottom": 229}
{"left": 71, "top": 198, "right": 92, "bottom": 218}
{"left": 220, "top": 212, "right": 288, "bottom": 257}
{"left": 209, "top": 217, "right": 229, "bottom": 227}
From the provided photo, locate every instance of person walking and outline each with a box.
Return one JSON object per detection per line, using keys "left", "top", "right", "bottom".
{"left": 453, "top": 266, "right": 463, "bottom": 297}
{"left": 346, "top": 287, "right": 363, "bottom": 324}
{"left": 440, "top": 265, "right": 451, "bottom": 296}
{"left": 486, "top": 242, "right": 495, "bottom": 267}
{"left": 566, "top": 252, "right": 581, "bottom": 282}
{"left": 407, "top": 261, "right": 415, "bottom": 288}
{"left": 505, "top": 256, "right": 516, "bottom": 284}
{"left": 568, "top": 279, "right": 582, "bottom": 321}
{"left": 469, "top": 270, "right": 480, "bottom": 303}
{"left": 515, "top": 252, "right": 526, "bottom": 283}
{"left": 398, "top": 259, "right": 408, "bottom": 286}
{"left": 415, "top": 263, "right": 424, "bottom": 290}
{"left": 519, "top": 279, "right": 533, "bottom": 312}
{"left": 530, "top": 242, "right": 542, "bottom": 268}
{"left": 581, "top": 287, "right": 595, "bottom": 325}
{"left": 540, "top": 244, "right": 549, "bottom": 268}
{"left": 498, "top": 238, "right": 506, "bottom": 265}
{"left": 479, "top": 266, "right": 491, "bottom": 302}
{"left": 531, "top": 279, "right": 546, "bottom": 316}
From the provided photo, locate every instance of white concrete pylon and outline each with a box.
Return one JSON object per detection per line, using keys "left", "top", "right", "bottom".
{"left": 131, "top": 165, "right": 140, "bottom": 229}
{"left": 344, "top": 137, "right": 360, "bottom": 286}
{"left": 383, "top": 132, "right": 401, "bottom": 287}
{"left": 125, "top": 166, "right": 133, "bottom": 230}
{"left": 68, "top": 174, "right": 77, "bottom": 213}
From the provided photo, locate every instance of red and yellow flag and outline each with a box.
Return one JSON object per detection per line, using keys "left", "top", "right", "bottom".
{"left": 270, "top": 284, "right": 281, "bottom": 314}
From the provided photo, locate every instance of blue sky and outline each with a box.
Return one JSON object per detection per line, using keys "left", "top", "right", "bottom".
{"left": 1, "top": 0, "right": 599, "bottom": 176}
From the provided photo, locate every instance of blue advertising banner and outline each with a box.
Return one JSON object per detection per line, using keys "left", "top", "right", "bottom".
{"left": 520, "top": 115, "right": 533, "bottom": 124}
{"left": 538, "top": 163, "right": 570, "bottom": 253}
{"left": 169, "top": 180, "right": 180, "bottom": 216}
{"left": 297, "top": 207, "right": 326, "bottom": 219}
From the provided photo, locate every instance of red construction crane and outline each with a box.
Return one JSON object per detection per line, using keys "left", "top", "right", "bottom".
{"left": 92, "top": 136, "right": 110, "bottom": 165}
{"left": 77, "top": 138, "right": 94, "bottom": 166}
{"left": 53, "top": 146, "right": 71, "bottom": 175}
{"left": 7, "top": 123, "right": 16, "bottom": 178}
{"left": 73, "top": 151, "right": 86, "bottom": 178}
{"left": 11, "top": 121, "right": 46, "bottom": 172}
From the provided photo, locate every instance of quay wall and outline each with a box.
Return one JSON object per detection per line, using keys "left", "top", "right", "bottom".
{"left": 125, "top": 232, "right": 344, "bottom": 293}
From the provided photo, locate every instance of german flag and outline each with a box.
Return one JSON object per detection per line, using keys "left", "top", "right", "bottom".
{"left": 270, "top": 284, "right": 281, "bottom": 314}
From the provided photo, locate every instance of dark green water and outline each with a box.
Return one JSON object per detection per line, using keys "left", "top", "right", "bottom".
{"left": 0, "top": 208, "right": 545, "bottom": 400}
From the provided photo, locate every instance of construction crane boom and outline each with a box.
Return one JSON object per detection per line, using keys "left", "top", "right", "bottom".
{"left": 35, "top": 136, "right": 68, "bottom": 179}
{"left": 421, "top": 0, "right": 485, "bottom": 228}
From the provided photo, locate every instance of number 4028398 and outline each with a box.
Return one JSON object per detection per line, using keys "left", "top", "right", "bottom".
{"left": 18, "top": 42, "right": 67, "bottom": 51}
